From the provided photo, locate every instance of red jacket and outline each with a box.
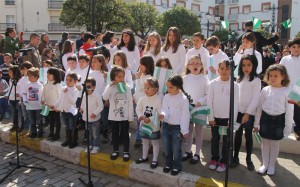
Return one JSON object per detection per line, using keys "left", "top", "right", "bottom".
{"left": 79, "top": 43, "right": 95, "bottom": 59}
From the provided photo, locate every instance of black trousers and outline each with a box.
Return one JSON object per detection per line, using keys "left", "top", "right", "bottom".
{"left": 109, "top": 120, "right": 129, "bottom": 152}
{"left": 48, "top": 111, "right": 61, "bottom": 136}
{"left": 294, "top": 105, "right": 300, "bottom": 133}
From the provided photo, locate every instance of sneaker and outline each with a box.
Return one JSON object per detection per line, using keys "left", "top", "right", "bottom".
{"left": 230, "top": 157, "right": 240, "bottom": 168}
{"left": 182, "top": 152, "right": 193, "bottom": 161}
{"left": 4, "top": 112, "right": 10, "bottom": 119}
{"left": 216, "top": 163, "right": 226, "bottom": 172}
{"left": 85, "top": 146, "right": 93, "bottom": 153}
{"left": 208, "top": 160, "right": 218, "bottom": 170}
{"left": 90, "top": 146, "right": 100, "bottom": 154}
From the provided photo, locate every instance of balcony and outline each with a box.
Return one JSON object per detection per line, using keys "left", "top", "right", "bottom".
{"left": 228, "top": 0, "right": 239, "bottom": 4}
{"left": 215, "top": 0, "right": 224, "bottom": 4}
{"left": 48, "top": 23, "right": 80, "bottom": 32}
{"left": 227, "top": 14, "right": 239, "bottom": 20}
{"left": 48, "top": 0, "right": 64, "bottom": 9}
{"left": 0, "top": 23, "right": 16, "bottom": 32}
{"left": 5, "top": 0, "right": 15, "bottom": 5}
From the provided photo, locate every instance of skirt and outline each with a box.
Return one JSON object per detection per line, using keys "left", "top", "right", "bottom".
{"left": 140, "top": 130, "right": 160, "bottom": 140}
{"left": 236, "top": 112, "right": 254, "bottom": 129}
{"left": 259, "top": 111, "right": 285, "bottom": 140}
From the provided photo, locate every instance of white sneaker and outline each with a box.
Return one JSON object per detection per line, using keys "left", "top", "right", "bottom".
{"left": 90, "top": 146, "right": 100, "bottom": 154}
{"left": 85, "top": 146, "right": 93, "bottom": 153}
{"left": 257, "top": 165, "right": 268, "bottom": 174}
{"left": 267, "top": 166, "right": 275, "bottom": 176}
{"left": 216, "top": 163, "right": 226, "bottom": 172}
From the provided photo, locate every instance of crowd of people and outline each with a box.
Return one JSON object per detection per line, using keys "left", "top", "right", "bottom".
{"left": 0, "top": 19, "right": 299, "bottom": 177}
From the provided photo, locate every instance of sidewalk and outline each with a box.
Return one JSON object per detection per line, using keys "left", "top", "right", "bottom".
{"left": 1, "top": 118, "right": 300, "bottom": 187}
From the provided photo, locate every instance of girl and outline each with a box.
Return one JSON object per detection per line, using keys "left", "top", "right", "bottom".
{"left": 155, "top": 57, "right": 172, "bottom": 96}
{"left": 114, "top": 30, "right": 140, "bottom": 78}
{"left": 54, "top": 72, "right": 79, "bottom": 148}
{"left": 255, "top": 64, "right": 293, "bottom": 176}
{"left": 42, "top": 67, "right": 62, "bottom": 141}
{"left": 156, "top": 57, "right": 172, "bottom": 69}
{"left": 102, "top": 31, "right": 115, "bottom": 66}
{"left": 113, "top": 51, "right": 133, "bottom": 89}
{"left": 135, "top": 78, "right": 161, "bottom": 169}
{"left": 231, "top": 55, "right": 261, "bottom": 170}
{"left": 182, "top": 56, "right": 209, "bottom": 164}
{"left": 90, "top": 54, "right": 108, "bottom": 96}
{"left": 103, "top": 66, "right": 134, "bottom": 162}
{"left": 143, "top": 32, "right": 162, "bottom": 63}
{"left": 62, "top": 40, "right": 76, "bottom": 71}
{"left": 161, "top": 27, "right": 186, "bottom": 74}
{"left": 234, "top": 32, "right": 262, "bottom": 75}
{"left": 159, "top": 74, "right": 190, "bottom": 176}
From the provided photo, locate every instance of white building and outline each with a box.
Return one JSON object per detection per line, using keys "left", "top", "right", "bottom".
{"left": 290, "top": 0, "right": 300, "bottom": 38}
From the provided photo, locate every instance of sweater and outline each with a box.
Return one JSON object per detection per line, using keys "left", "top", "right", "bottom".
{"left": 112, "top": 46, "right": 140, "bottom": 74}
{"left": 81, "top": 92, "right": 104, "bottom": 122}
{"left": 208, "top": 49, "right": 229, "bottom": 80}
{"left": 161, "top": 44, "right": 186, "bottom": 74}
{"left": 41, "top": 80, "right": 62, "bottom": 110}
{"left": 280, "top": 55, "right": 300, "bottom": 88}
{"left": 89, "top": 70, "right": 105, "bottom": 96}
{"left": 133, "top": 74, "right": 152, "bottom": 103}
{"left": 143, "top": 47, "right": 162, "bottom": 64}
{"left": 183, "top": 74, "right": 209, "bottom": 105}
{"left": 54, "top": 86, "right": 79, "bottom": 115}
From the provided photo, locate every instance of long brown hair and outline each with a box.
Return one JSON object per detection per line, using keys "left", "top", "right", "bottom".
{"left": 162, "top": 27, "right": 181, "bottom": 53}
{"left": 144, "top": 32, "right": 161, "bottom": 56}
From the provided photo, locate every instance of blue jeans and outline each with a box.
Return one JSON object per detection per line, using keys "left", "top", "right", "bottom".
{"left": 20, "top": 101, "right": 30, "bottom": 130}
{"left": 0, "top": 97, "right": 8, "bottom": 114}
{"left": 27, "top": 109, "right": 43, "bottom": 135}
{"left": 134, "top": 103, "right": 142, "bottom": 142}
{"left": 163, "top": 123, "right": 183, "bottom": 170}
{"left": 87, "top": 120, "right": 100, "bottom": 147}
{"left": 61, "top": 112, "right": 76, "bottom": 130}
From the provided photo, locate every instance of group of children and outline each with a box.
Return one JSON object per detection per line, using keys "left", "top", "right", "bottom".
{"left": 1, "top": 27, "right": 299, "bottom": 177}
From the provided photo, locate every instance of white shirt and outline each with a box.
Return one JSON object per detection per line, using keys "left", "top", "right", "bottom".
{"left": 81, "top": 92, "right": 104, "bottom": 122}
{"left": 42, "top": 80, "right": 62, "bottom": 110}
{"left": 161, "top": 44, "right": 186, "bottom": 74}
{"left": 207, "top": 77, "right": 239, "bottom": 121}
{"left": 77, "top": 66, "right": 89, "bottom": 96}
{"left": 62, "top": 52, "right": 76, "bottom": 71}
{"left": 23, "top": 81, "right": 43, "bottom": 110}
{"left": 18, "top": 76, "right": 29, "bottom": 99}
{"left": 89, "top": 70, "right": 105, "bottom": 96}
{"left": 254, "top": 86, "right": 294, "bottom": 137}
{"left": 234, "top": 48, "right": 262, "bottom": 74}
{"left": 160, "top": 92, "right": 190, "bottom": 135}
{"left": 124, "top": 68, "right": 134, "bottom": 89}
{"left": 7, "top": 79, "right": 21, "bottom": 101}
{"left": 103, "top": 84, "right": 134, "bottom": 121}
{"left": 64, "top": 67, "right": 81, "bottom": 82}
{"left": 185, "top": 47, "right": 210, "bottom": 74}
{"left": 208, "top": 49, "right": 229, "bottom": 80}
{"left": 183, "top": 74, "right": 209, "bottom": 105}
{"left": 143, "top": 47, "right": 162, "bottom": 63}
{"left": 280, "top": 55, "right": 300, "bottom": 88}
{"left": 55, "top": 86, "right": 79, "bottom": 115}
{"left": 133, "top": 74, "right": 152, "bottom": 103}
{"left": 112, "top": 46, "right": 140, "bottom": 74}
{"left": 238, "top": 77, "right": 261, "bottom": 115}
{"left": 136, "top": 94, "right": 162, "bottom": 132}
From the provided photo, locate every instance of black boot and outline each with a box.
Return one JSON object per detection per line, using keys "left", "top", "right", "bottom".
{"left": 61, "top": 130, "right": 71, "bottom": 147}
{"left": 69, "top": 128, "right": 78, "bottom": 149}
{"left": 51, "top": 121, "right": 61, "bottom": 141}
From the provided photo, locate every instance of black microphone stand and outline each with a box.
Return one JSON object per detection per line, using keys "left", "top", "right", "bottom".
{"left": 0, "top": 69, "right": 46, "bottom": 184}
{"left": 225, "top": 49, "right": 235, "bottom": 187}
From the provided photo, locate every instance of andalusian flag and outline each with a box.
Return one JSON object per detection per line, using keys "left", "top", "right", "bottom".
{"left": 208, "top": 57, "right": 215, "bottom": 80}
{"left": 252, "top": 17, "right": 262, "bottom": 30}
{"left": 141, "top": 122, "right": 153, "bottom": 136}
{"left": 39, "top": 68, "right": 49, "bottom": 84}
{"left": 221, "top": 20, "right": 229, "bottom": 29}
{"left": 288, "top": 78, "right": 300, "bottom": 102}
{"left": 153, "top": 67, "right": 172, "bottom": 94}
{"left": 189, "top": 105, "right": 210, "bottom": 125}
{"left": 117, "top": 82, "right": 127, "bottom": 93}
{"left": 218, "top": 126, "right": 228, "bottom": 136}
{"left": 254, "top": 132, "right": 261, "bottom": 144}
{"left": 282, "top": 18, "right": 292, "bottom": 29}
{"left": 40, "top": 105, "right": 50, "bottom": 116}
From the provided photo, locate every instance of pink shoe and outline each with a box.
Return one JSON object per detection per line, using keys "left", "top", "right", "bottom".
{"left": 208, "top": 160, "right": 218, "bottom": 170}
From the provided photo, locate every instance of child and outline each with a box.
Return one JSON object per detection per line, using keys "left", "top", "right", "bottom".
{"left": 79, "top": 33, "right": 95, "bottom": 59}
{"left": 161, "top": 27, "right": 186, "bottom": 74}
{"left": 156, "top": 57, "right": 173, "bottom": 70}
{"left": 113, "top": 51, "right": 133, "bottom": 89}
{"left": 207, "top": 60, "right": 239, "bottom": 172}
{"left": 42, "top": 67, "right": 62, "bottom": 141}
{"left": 255, "top": 64, "right": 293, "bottom": 175}
{"left": 234, "top": 32, "right": 262, "bottom": 75}
{"left": 81, "top": 77, "right": 104, "bottom": 154}
{"left": 64, "top": 55, "right": 80, "bottom": 82}
{"left": 143, "top": 32, "right": 162, "bottom": 63}
{"left": 42, "top": 60, "right": 54, "bottom": 68}
{"left": 54, "top": 72, "right": 79, "bottom": 148}
{"left": 6, "top": 66, "right": 22, "bottom": 131}
{"left": 185, "top": 32, "right": 210, "bottom": 74}
{"left": 205, "top": 36, "right": 229, "bottom": 80}
{"left": 159, "top": 74, "right": 190, "bottom": 176}
{"left": 62, "top": 40, "right": 76, "bottom": 71}
{"left": 0, "top": 53, "right": 13, "bottom": 83}
{"left": 135, "top": 77, "right": 161, "bottom": 168}
{"left": 23, "top": 67, "right": 44, "bottom": 138}
{"left": 280, "top": 37, "right": 300, "bottom": 140}
{"left": 89, "top": 54, "right": 107, "bottom": 96}
{"left": 231, "top": 55, "right": 261, "bottom": 170}
{"left": 103, "top": 66, "right": 134, "bottom": 162}
{"left": 133, "top": 55, "right": 155, "bottom": 148}
{"left": 182, "top": 55, "right": 209, "bottom": 164}
{"left": 0, "top": 69, "right": 9, "bottom": 118}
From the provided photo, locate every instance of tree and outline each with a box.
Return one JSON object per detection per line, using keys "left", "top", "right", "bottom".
{"left": 211, "top": 29, "right": 237, "bottom": 42}
{"left": 155, "top": 7, "right": 201, "bottom": 37}
{"left": 60, "top": 0, "right": 127, "bottom": 33}
{"left": 256, "top": 29, "right": 272, "bottom": 39}
{"left": 124, "top": 2, "right": 158, "bottom": 39}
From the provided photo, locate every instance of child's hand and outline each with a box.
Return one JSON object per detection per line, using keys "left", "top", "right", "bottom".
{"left": 158, "top": 114, "right": 164, "bottom": 121}
{"left": 195, "top": 102, "right": 201, "bottom": 107}
{"left": 138, "top": 116, "right": 145, "bottom": 122}
{"left": 90, "top": 113, "right": 96, "bottom": 119}
{"left": 183, "top": 133, "right": 189, "bottom": 138}
{"left": 209, "top": 67, "right": 216, "bottom": 74}
{"left": 55, "top": 109, "right": 61, "bottom": 112}
{"left": 209, "top": 120, "right": 216, "bottom": 127}
{"left": 76, "top": 85, "right": 81, "bottom": 90}
{"left": 241, "top": 113, "right": 249, "bottom": 124}
{"left": 253, "top": 127, "right": 259, "bottom": 132}
{"left": 238, "top": 45, "right": 245, "bottom": 53}
{"left": 63, "top": 88, "right": 68, "bottom": 93}
{"left": 49, "top": 105, "right": 55, "bottom": 110}
{"left": 144, "top": 117, "right": 150, "bottom": 124}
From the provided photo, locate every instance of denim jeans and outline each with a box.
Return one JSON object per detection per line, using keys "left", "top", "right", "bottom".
{"left": 27, "top": 109, "right": 43, "bottom": 135}
{"left": 0, "top": 97, "right": 8, "bottom": 114}
{"left": 9, "top": 100, "right": 23, "bottom": 128}
{"left": 61, "top": 112, "right": 76, "bottom": 130}
{"left": 211, "top": 118, "right": 229, "bottom": 164}
{"left": 134, "top": 103, "right": 142, "bottom": 142}
{"left": 162, "top": 123, "right": 183, "bottom": 170}
{"left": 87, "top": 120, "right": 100, "bottom": 147}
{"left": 20, "top": 101, "right": 30, "bottom": 130}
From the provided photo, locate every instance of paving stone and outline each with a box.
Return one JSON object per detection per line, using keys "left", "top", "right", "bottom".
{"left": 53, "top": 179, "right": 69, "bottom": 187}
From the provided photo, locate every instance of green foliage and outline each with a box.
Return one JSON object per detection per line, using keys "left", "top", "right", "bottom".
{"left": 296, "top": 31, "right": 300, "bottom": 38}
{"left": 60, "top": 0, "right": 127, "bottom": 33}
{"left": 124, "top": 2, "right": 158, "bottom": 39}
{"left": 256, "top": 29, "right": 272, "bottom": 39}
{"left": 155, "top": 7, "right": 201, "bottom": 37}
{"left": 211, "top": 29, "right": 236, "bottom": 42}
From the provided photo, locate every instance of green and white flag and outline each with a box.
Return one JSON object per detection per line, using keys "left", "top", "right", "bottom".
{"left": 282, "top": 18, "right": 292, "bottom": 29}
{"left": 252, "top": 17, "right": 262, "bottom": 30}
{"left": 221, "top": 20, "right": 229, "bottom": 29}
{"left": 288, "top": 78, "right": 300, "bottom": 102}
{"left": 208, "top": 57, "right": 215, "bottom": 80}
{"left": 141, "top": 122, "right": 153, "bottom": 136}
{"left": 106, "top": 71, "right": 111, "bottom": 85}
{"left": 254, "top": 132, "right": 261, "bottom": 144}
{"left": 189, "top": 105, "right": 210, "bottom": 125}
{"left": 218, "top": 126, "right": 228, "bottom": 136}
{"left": 262, "top": 22, "right": 271, "bottom": 28}
{"left": 153, "top": 67, "right": 172, "bottom": 94}
{"left": 40, "top": 105, "right": 50, "bottom": 116}
{"left": 39, "top": 68, "right": 49, "bottom": 84}
{"left": 117, "top": 82, "right": 127, "bottom": 93}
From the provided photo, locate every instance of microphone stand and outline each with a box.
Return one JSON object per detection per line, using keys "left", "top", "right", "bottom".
{"left": 225, "top": 49, "right": 235, "bottom": 187}
{"left": 0, "top": 72, "right": 46, "bottom": 184}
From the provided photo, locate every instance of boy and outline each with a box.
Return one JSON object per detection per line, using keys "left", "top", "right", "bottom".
{"left": 205, "top": 36, "right": 229, "bottom": 80}
{"left": 79, "top": 33, "right": 95, "bottom": 59}
{"left": 64, "top": 55, "right": 80, "bottom": 82}
{"left": 23, "top": 67, "right": 43, "bottom": 138}
{"left": 280, "top": 37, "right": 300, "bottom": 140}
{"left": 0, "top": 69, "right": 9, "bottom": 118}
{"left": 185, "top": 32, "right": 210, "bottom": 74}
{"left": 81, "top": 77, "right": 103, "bottom": 153}
{"left": 0, "top": 53, "right": 13, "bottom": 83}
{"left": 207, "top": 61, "right": 239, "bottom": 172}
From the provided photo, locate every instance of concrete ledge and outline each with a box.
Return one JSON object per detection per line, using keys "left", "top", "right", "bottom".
{"left": 196, "top": 177, "right": 247, "bottom": 187}
{"left": 0, "top": 129, "right": 10, "bottom": 143}
{"left": 80, "top": 151, "right": 132, "bottom": 178}
{"left": 8, "top": 132, "right": 42, "bottom": 152}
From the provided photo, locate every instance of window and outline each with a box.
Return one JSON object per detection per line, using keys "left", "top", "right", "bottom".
{"left": 243, "top": 5, "right": 251, "bottom": 14}
{"left": 6, "top": 15, "right": 16, "bottom": 23}
{"left": 176, "top": 1, "right": 185, "bottom": 7}
{"left": 50, "top": 16, "right": 60, "bottom": 23}
{"left": 230, "top": 23, "right": 239, "bottom": 31}
{"left": 5, "top": 0, "right": 15, "bottom": 5}
{"left": 162, "top": 0, "right": 168, "bottom": 8}
{"left": 147, "top": 0, "right": 154, "bottom": 5}
{"left": 208, "top": 7, "right": 215, "bottom": 15}
{"left": 191, "top": 4, "right": 200, "bottom": 13}
{"left": 229, "top": 7, "right": 239, "bottom": 14}
{"left": 261, "top": 2, "right": 271, "bottom": 12}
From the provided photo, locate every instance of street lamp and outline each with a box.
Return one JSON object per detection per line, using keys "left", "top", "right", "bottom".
{"left": 205, "top": 12, "right": 211, "bottom": 38}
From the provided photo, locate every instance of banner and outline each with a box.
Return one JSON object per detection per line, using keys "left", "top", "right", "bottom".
{"left": 117, "top": 82, "right": 127, "bottom": 93}
{"left": 252, "top": 17, "right": 262, "bottom": 30}
{"left": 153, "top": 67, "right": 172, "bottom": 94}
{"left": 254, "top": 132, "right": 261, "bottom": 144}
{"left": 221, "top": 20, "right": 229, "bottom": 29}
{"left": 189, "top": 105, "right": 210, "bottom": 125}
{"left": 218, "top": 126, "right": 228, "bottom": 136}
{"left": 282, "top": 18, "right": 292, "bottom": 29}
{"left": 40, "top": 105, "right": 50, "bottom": 116}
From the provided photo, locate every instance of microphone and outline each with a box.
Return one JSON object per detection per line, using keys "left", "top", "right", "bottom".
{"left": 19, "top": 48, "right": 34, "bottom": 52}
{"left": 86, "top": 46, "right": 105, "bottom": 52}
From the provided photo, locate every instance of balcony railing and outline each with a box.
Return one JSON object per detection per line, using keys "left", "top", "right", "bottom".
{"left": 0, "top": 23, "right": 16, "bottom": 31}
{"left": 5, "top": 0, "right": 15, "bottom": 5}
{"left": 48, "top": 0, "right": 64, "bottom": 9}
{"left": 48, "top": 23, "right": 80, "bottom": 32}
{"left": 215, "top": 0, "right": 224, "bottom": 4}
{"left": 227, "top": 14, "right": 239, "bottom": 20}
{"left": 228, "top": 0, "right": 239, "bottom": 3}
